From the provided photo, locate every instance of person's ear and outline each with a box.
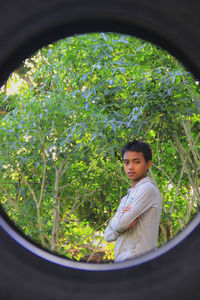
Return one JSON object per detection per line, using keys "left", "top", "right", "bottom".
{"left": 146, "top": 160, "right": 152, "bottom": 170}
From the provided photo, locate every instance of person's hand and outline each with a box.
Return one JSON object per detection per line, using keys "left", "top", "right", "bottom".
{"left": 121, "top": 205, "right": 131, "bottom": 214}
{"left": 127, "top": 216, "right": 139, "bottom": 229}
{"left": 121, "top": 205, "right": 139, "bottom": 229}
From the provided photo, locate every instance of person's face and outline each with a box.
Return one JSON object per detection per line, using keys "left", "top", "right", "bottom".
{"left": 123, "top": 151, "right": 152, "bottom": 187}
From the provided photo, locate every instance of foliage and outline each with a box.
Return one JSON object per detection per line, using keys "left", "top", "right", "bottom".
{"left": 0, "top": 32, "right": 199, "bottom": 262}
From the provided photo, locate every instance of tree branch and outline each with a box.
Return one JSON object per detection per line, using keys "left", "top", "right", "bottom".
{"left": 39, "top": 128, "right": 47, "bottom": 206}
{"left": 16, "top": 167, "right": 38, "bottom": 206}
{"left": 58, "top": 179, "right": 78, "bottom": 190}
{"left": 0, "top": 182, "right": 19, "bottom": 210}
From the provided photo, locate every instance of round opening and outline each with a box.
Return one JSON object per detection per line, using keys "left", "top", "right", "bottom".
{"left": 0, "top": 31, "right": 199, "bottom": 271}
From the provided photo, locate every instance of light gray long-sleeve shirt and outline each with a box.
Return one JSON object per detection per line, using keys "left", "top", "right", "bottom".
{"left": 104, "top": 177, "right": 161, "bottom": 262}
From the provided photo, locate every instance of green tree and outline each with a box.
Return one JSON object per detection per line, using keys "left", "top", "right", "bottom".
{"left": 0, "top": 32, "right": 199, "bottom": 262}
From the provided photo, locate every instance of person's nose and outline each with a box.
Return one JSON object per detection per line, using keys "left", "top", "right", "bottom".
{"left": 129, "top": 162, "right": 135, "bottom": 170}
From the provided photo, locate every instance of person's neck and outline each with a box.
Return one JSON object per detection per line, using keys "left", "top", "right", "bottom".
{"left": 131, "top": 175, "right": 147, "bottom": 187}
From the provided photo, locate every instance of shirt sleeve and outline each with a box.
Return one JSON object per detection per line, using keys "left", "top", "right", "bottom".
{"left": 104, "top": 221, "right": 120, "bottom": 242}
{"left": 104, "top": 196, "right": 126, "bottom": 242}
{"left": 110, "top": 183, "right": 158, "bottom": 233}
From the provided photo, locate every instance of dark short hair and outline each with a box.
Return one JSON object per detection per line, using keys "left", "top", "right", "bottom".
{"left": 122, "top": 140, "right": 152, "bottom": 162}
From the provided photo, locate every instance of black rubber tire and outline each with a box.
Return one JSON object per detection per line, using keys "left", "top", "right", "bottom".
{"left": 0, "top": 0, "right": 199, "bottom": 299}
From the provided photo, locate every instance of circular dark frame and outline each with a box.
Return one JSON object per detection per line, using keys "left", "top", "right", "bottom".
{"left": 0, "top": 0, "right": 199, "bottom": 299}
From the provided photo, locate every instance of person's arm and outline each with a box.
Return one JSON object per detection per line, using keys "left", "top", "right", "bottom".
{"left": 104, "top": 221, "right": 120, "bottom": 242}
{"left": 104, "top": 196, "right": 126, "bottom": 242}
{"left": 110, "top": 184, "right": 155, "bottom": 233}
{"left": 121, "top": 205, "right": 139, "bottom": 229}
{"left": 126, "top": 215, "right": 139, "bottom": 229}
{"left": 104, "top": 214, "right": 139, "bottom": 242}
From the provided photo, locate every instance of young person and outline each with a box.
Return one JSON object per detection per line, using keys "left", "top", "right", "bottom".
{"left": 104, "top": 140, "right": 161, "bottom": 262}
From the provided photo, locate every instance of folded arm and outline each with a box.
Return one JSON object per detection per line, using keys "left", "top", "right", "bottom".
{"left": 104, "top": 222, "right": 120, "bottom": 242}
{"left": 104, "top": 209, "right": 139, "bottom": 242}
{"left": 110, "top": 185, "right": 155, "bottom": 233}
{"left": 104, "top": 197, "right": 126, "bottom": 242}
